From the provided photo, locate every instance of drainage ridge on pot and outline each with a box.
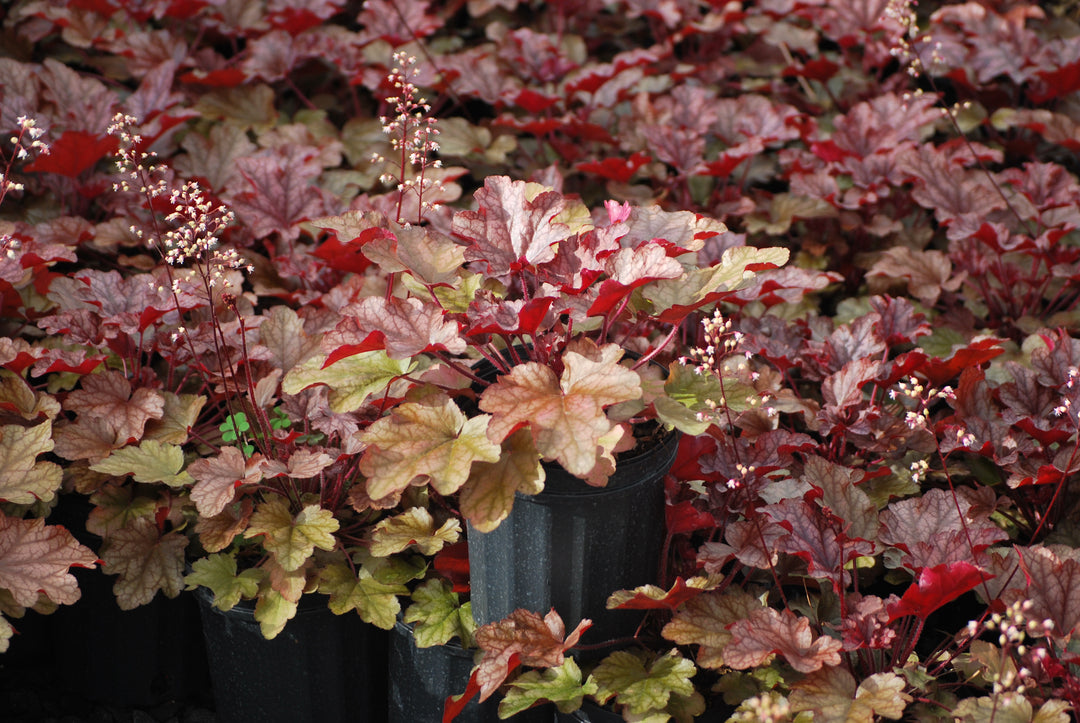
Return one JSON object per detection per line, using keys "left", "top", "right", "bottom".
{"left": 194, "top": 586, "right": 388, "bottom": 723}
{"left": 467, "top": 425, "right": 680, "bottom": 652}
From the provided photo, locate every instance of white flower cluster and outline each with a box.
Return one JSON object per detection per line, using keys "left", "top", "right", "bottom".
{"left": 108, "top": 113, "right": 246, "bottom": 296}
{"left": 1, "top": 115, "right": 49, "bottom": 200}
{"left": 372, "top": 51, "right": 443, "bottom": 225}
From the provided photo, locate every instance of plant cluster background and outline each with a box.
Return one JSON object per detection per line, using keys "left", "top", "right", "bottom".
{"left": 2, "top": 0, "right": 1080, "bottom": 720}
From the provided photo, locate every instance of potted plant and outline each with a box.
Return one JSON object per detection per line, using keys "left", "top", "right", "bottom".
{"left": 309, "top": 165, "right": 788, "bottom": 648}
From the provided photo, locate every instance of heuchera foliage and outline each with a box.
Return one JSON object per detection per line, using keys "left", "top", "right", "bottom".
{"left": 2, "top": 0, "right": 1080, "bottom": 720}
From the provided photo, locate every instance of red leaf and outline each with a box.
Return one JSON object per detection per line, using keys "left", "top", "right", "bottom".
{"left": 887, "top": 562, "right": 991, "bottom": 622}
{"left": 666, "top": 501, "right": 715, "bottom": 536}
{"left": 513, "top": 89, "right": 559, "bottom": 114}
{"left": 178, "top": 68, "right": 249, "bottom": 87}
{"left": 784, "top": 58, "right": 839, "bottom": 82}
{"left": 24, "top": 132, "right": 118, "bottom": 178}
{"left": 473, "top": 609, "right": 591, "bottom": 701}
{"left": 919, "top": 337, "right": 1005, "bottom": 388}
{"left": 576, "top": 152, "right": 651, "bottom": 183}
{"left": 323, "top": 334, "right": 388, "bottom": 367}
{"left": 443, "top": 667, "right": 483, "bottom": 723}
{"left": 433, "top": 541, "right": 470, "bottom": 594}
{"left": 465, "top": 296, "right": 554, "bottom": 337}
{"left": 609, "top": 577, "right": 708, "bottom": 611}
{"left": 1030, "top": 60, "right": 1080, "bottom": 104}
{"left": 311, "top": 235, "right": 375, "bottom": 275}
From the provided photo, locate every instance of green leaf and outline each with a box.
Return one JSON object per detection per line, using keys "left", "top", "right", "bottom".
{"left": 245, "top": 498, "right": 340, "bottom": 571}
{"left": 360, "top": 392, "right": 501, "bottom": 501}
{"left": 369, "top": 507, "right": 461, "bottom": 557}
{"left": 282, "top": 350, "right": 413, "bottom": 414}
{"left": 0, "top": 421, "right": 62, "bottom": 504}
{"left": 501, "top": 658, "right": 598, "bottom": 717}
{"left": 316, "top": 562, "right": 407, "bottom": 630}
{"left": 184, "top": 553, "right": 262, "bottom": 611}
{"left": 253, "top": 588, "right": 298, "bottom": 640}
{"left": 460, "top": 429, "right": 544, "bottom": 532}
{"left": 661, "top": 589, "right": 762, "bottom": 668}
{"left": 641, "top": 246, "right": 789, "bottom": 314}
{"left": 590, "top": 649, "right": 697, "bottom": 716}
{"left": 219, "top": 412, "right": 250, "bottom": 441}
{"left": 89, "top": 440, "right": 193, "bottom": 487}
{"left": 403, "top": 578, "right": 476, "bottom": 648}
{"left": 790, "top": 668, "right": 911, "bottom": 722}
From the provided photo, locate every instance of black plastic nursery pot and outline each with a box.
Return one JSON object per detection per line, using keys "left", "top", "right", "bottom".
{"left": 36, "top": 496, "right": 209, "bottom": 710}
{"left": 389, "top": 619, "right": 553, "bottom": 723}
{"left": 195, "top": 587, "right": 388, "bottom": 723}
{"left": 467, "top": 427, "right": 680, "bottom": 651}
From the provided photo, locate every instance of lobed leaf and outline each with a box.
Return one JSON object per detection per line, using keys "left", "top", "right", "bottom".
{"left": 244, "top": 497, "right": 339, "bottom": 572}
{"left": 0, "top": 515, "right": 98, "bottom": 607}
{"left": 590, "top": 649, "right": 697, "bottom": 716}
{"left": 723, "top": 607, "right": 843, "bottom": 674}
{"left": 369, "top": 507, "right": 461, "bottom": 557}
{"left": 89, "top": 439, "right": 193, "bottom": 488}
{"left": 360, "top": 393, "right": 502, "bottom": 501}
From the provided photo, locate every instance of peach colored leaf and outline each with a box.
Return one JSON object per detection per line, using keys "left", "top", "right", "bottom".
{"left": 279, "top": 449, "right": 335, "bottom": 479}
{"left": 143, "top": 393, "right": 206, "bottom": 445}
{"left": 244, "top": 497, "right": 339, "bottom": 572}
{"left": 452, "top": 176, "right": 572, "bottom": 276}
{"left": 724, "top": 607, "right": 843, "bottom": 673}
{"left": 590, "top": 649, "right": 697, "bottom": 716}
{"left": 0, "top": 515, "right": 98, "bottom": 606}
{"left": 88, "top": 440, "right": 193, "bottom": 488}
{"left": 51, "top": 415, "right": 125, "bottom": 463}
{"left": 360, "top": 394, "right": 501, "bottom": 500}
{"left": 0, "top": 374, "right": 59, "bottom": 422}
{"left": 63, "top": 371, "right": 164, "bottom": 444}
{"left": 316, "top": 562, "right": 408, "bottom": 630}
{"left": 194, "top": 498, "right": 254, "bottom": 553}
{"left": 337, "top": 296, "right": 465, "bottom": 360}
{"left": 460, "top": 429, "right": 545, "bottom": 532}
{"left": 369, "top": 507, "right": 462, "bottom": 556}
{"left": 661, "top": 589, "right": 762, "bottom": 668}
{"left": 102, "top": 518, "right": 187, "bottom": 610}
{"left": 0, "top": 421, "right": 62, "bottom": 504}
{"left": 188, "top": 447, "right": 264, "bottom": 517}
{"left": 790, "top": 668, "right": 911, "bottom": 722}
{"left": 282, "top": 350, "right": 412, "bottom": 413}
{"left": 474, "top": 609, "right": 592, "bottom": 701}
{"left": 480, "top": 344, "right": 641, "bottom": 478}
{"left": 259, "top": 305, "right": 321, "bottom": 374}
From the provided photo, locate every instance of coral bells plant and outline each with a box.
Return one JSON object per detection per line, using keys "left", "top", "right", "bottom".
{"left": 2, "top": 0, "right": 1080, "bottom": 719}
{"left": 313, "top": 179, "right": 790, "bottom": 532}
